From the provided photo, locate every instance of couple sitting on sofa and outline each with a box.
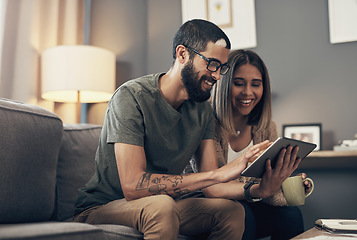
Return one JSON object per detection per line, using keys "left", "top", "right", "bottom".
{"left": 73, "top": 19, "right": 312, "bottom": 240}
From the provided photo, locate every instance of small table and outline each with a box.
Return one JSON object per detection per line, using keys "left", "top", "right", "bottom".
{"left": 292, "top": 227, "right": 324, "bottom": 239}
{"left": 292, "top": 227, "right": 357, "bottom": 239}
{"left": 301, "top": 150, "right": 357, "bottom": 169}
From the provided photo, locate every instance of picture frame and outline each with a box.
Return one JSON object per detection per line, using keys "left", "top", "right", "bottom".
{"left": 181, "top": 0, "right": 257, "bottom": 49}
{"left": 282, "top": 123, "right": 322, "bottom": 151}
{"left": 328, "top": 0, "right": 357, "bottom": 44}
{"left": 206, "top": 0, "right": 233, "bottom": 29}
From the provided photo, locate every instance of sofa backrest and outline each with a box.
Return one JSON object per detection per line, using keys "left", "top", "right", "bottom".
{"left": 0, "top": 98, "right": 63, "bottom": 223}
{"left": 53, "top": 124, "right": 102, "bottom": 221}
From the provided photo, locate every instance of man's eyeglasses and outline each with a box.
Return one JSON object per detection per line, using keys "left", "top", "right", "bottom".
{"left": 184, "top": 45, "right": 230, "bottom": 75}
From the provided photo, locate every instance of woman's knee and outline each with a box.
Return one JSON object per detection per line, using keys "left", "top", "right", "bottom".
{"left": 282, "top": 206, "right": 304, "bottom": 230}
{"left": 239, "top": 201, "right": 256, "bottom": 240}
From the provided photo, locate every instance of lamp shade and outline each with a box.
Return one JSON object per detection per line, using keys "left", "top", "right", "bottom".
{"left": 41, "top": 45, "right": 115, "bottom": 103}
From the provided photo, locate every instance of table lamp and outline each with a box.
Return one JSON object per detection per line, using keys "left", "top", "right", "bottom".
{"left": 41, "top": 45, "right": 115, "bottom": 123}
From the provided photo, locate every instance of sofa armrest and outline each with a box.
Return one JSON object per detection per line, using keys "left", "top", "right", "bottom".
{"left": 0, "top": 98, "right": 63, "bottom": 223}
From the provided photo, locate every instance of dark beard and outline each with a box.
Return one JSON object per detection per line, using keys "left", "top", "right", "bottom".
{"left": 181, "top": 61, "right": 213, "bottom": 102}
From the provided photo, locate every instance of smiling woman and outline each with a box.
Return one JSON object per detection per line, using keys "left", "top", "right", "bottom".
{"left": 211, "top": 49, "right": 272, "bottom": 137}
{"left": 208, "top": 49, "right": 307, "bottom": 239}
{"left": 231, "top": 63, "right": 263, "bottom": 119}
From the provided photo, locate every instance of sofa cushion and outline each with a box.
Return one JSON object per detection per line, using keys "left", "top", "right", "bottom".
{"left": 0, "top": 98, "right": 63, "bottom": 223}
{"left": 97, "top": 224, "right": 193, "bottom": 240}
{"left": 96, "top": 225, "right": 143, "bottom": 240}
{"left": 54, "top": 124, "right": 102, "bottom": 221}
{"left": 0, "top": 222, "right": 107, "bottom": 240}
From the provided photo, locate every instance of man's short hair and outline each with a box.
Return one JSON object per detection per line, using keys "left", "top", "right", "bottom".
{"left": 172, "top": 19, "right": 231, "bottom": 61}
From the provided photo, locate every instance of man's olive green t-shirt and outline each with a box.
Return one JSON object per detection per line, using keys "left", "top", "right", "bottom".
{"left": 74, "top": 73, "right": 215, "bottom": 215}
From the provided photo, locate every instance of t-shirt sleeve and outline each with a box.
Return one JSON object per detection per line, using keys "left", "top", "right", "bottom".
{"left": 201, "top": 105, "right": 216, "bottom": 140}
{"left": 106, "top": 86, "right": 145, "bottom": 147}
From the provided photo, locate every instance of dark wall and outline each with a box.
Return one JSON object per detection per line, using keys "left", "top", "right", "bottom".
{"left": 146, "top": 0, "right": 182, "bottom": 74}
{"left": 91, "top": 0, "right": 148, "bottom": 87}
{"left": 253, "top": 0, "right": 357, "bottom": 150}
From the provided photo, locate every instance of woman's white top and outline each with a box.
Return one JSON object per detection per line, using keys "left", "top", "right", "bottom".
{"left": 227, "top": 140, "right": 253, "bottom": 163}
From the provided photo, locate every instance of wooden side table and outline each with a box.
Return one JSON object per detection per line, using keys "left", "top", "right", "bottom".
{"left": 300, "top": 150, "right": 357, "bottom": 169}
{"left": 291, "top": 227, "right": 324, "bottom": 239}
{"left": 292, "top": 227, "right": 357, "bottom": 239}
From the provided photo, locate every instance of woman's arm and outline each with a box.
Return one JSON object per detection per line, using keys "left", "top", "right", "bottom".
{"left": 199, "top": 142, "right": 301, "bottom": 200}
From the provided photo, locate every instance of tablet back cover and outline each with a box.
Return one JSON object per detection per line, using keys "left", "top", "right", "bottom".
{"left": 241, "top": 137, "right": 316, "bottom": 178}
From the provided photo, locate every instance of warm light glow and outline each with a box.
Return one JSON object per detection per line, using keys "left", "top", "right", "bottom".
{"left": 41, "top": 90, "right": 113, "bottom": 103}
{"left": 41, "top": 45, "right": 115, "bottom": 103}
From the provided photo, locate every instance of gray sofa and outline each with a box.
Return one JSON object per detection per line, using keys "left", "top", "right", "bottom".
{"left": 0, "top": 98, "right": 191, "bottom": 240}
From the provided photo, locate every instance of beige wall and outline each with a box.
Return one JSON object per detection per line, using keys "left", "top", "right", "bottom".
{"left": 87, "top": 0, "right": 148, "bottom": 124}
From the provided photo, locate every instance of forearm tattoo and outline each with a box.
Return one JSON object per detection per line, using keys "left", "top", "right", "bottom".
{"left": 136, "top": 172, "right": 190, "bottom": 198}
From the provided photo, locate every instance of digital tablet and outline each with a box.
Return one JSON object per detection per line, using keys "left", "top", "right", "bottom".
{"left": 240, "top": 137, "right": 317, "bottom": 178}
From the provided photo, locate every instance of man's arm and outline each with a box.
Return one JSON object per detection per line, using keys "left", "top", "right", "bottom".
{"left": 114, "top": 141, "right": 268, "bottom": 201}
{"left": 195, "top": 139, "right": 247, "bottom": 199}
{"left": 114, "top": 142, "right": 217, "bottom": 201}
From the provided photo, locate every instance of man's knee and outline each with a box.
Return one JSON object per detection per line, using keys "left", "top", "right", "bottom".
{"left": 213, "top": 198, "right": 245, "bottom": 220}
{"left": 208, "top": 199, "right": 245, "bottom": 239}
{"left": 143, "top": 195, "right": 179, "bottom": 220}
{"left": 140, "top": 195, "right": 180, "bottom": 239}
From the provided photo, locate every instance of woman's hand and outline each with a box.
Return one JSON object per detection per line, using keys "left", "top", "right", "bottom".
{"left": 252, "top": 145, "right": 301, "bottom": 199}
{"left": 296, "top": 173, "right": 313, "bottom": 194}
{"left": 218, "top": 140, "right": 270, "bottom": 182}
{"left": 242, "top": 140, "right": 271, "bottom": 164}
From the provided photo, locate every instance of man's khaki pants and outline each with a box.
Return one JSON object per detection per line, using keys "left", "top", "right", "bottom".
{"left": 74, "top": 195, "right": 245, "bottom": 240}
